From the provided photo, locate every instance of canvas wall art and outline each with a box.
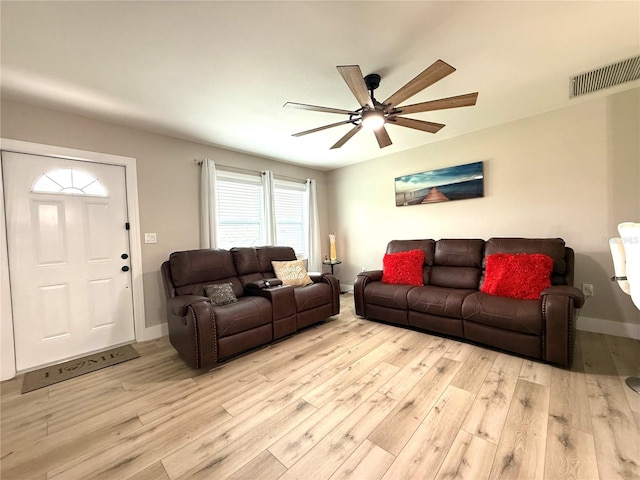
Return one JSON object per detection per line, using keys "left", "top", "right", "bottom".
{"left": 395, "top": 161, "right": 484, "bottom": 207}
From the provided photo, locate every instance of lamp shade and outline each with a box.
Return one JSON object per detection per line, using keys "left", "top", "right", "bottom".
{"left": 617, "top": 222, "right": 640, "bottom": 310}
{"left": 609, "top": 237, "right": 631, "bottom": 294}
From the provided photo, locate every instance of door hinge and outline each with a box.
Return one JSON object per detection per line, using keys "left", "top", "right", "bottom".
{"left": 125, "top": 222, "right": 130, "bottom": 230}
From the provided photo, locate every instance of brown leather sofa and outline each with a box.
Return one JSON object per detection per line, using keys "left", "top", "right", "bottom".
{"left": 354, "top": 238, "right": 585, "bottom": 367}
{"left": 161, "top": 246, "right": 340, "bottom": 368}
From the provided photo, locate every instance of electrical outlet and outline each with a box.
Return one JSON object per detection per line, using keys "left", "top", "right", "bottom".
{"left": 144, "top": 233, "right": 157, "bottom": 244}
{"left": 361, "top": 267, "right": 367, "bottom": 272}
{"left": 582, "top": 283, "right": 594, "bottom": 297}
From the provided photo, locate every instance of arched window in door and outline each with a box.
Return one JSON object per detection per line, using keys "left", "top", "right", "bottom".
{"left": 32, "top": 168, "right": 108, "bottom": 197}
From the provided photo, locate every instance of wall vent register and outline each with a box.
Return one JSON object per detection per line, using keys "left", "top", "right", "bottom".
{"left": 570, "top": 55, "right": 640, "bottom": 98}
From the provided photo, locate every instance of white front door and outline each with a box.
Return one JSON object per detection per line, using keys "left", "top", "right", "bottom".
{"left": 3, "top": 151, "right": 135, "bottom": 371}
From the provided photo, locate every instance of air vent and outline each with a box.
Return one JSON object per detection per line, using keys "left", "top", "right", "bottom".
{"left": 570, "top": 56, "right": 640, "bottom": 98}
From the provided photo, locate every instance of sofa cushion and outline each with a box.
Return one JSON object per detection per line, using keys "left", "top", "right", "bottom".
{"left": 272, "top": 260, "right": 313, "bottom": 286}
{"left": 430, "top": 267, "right": 482, "bottom": 290}
{"left": 484, "top": 238, "right": 567, "bottom": 285}
{"left": 257, "top": 246, "right": 297, "bottom": 272}
{"left": 434, "top": 239, "right": 485, "bottom": 267}
{"left": 407, "top": 286, "right": 475, "bottom": 319}
{"left": 176, "top": 278, "right": 244, "bottom": 298}
{"left": 170, "top": 249, "right": 237, "bottom": 287}
{"left": 364, "top": 282, "right": 415, "bottom": 310}
{"left": 461, "top": 291, "right": 543, "bottom": 335}
{"left": 231, "top": 246, "right": 298, "bottom": 276}
{"left": 382, "top": 249, "right": 425, "bottom": 286}
{"left": 430, "top": 239, "right": 484, "bottom": 289}
{"left": 481, "top": 253, "right": 553, "bottom": 299}
{"left": 386, "top": 239, "right": 435, "bottom": 285}
{"left": 294, "top": 282, "right": 332, "bottom": 312}
{"left": 231, "top": 247, "right": 261, "bottom": 275}
{"left": 213, "top": 296, "right": 272, "bottom": 338}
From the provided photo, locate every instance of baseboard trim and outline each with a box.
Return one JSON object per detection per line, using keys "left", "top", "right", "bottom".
{"left": 335, "top": 290, "right": 639, "bottom": 340}
{"left": 143, "top": 323, "right": 168, "bottom": 341}
{"left": 577, "top": 316, "right": 640, "bottom": 340}
{"left": 341, "top": 283, "right": 354, "bottom": 294}
{"left": 0, "top": 328, "right": 167, "bottom": 381}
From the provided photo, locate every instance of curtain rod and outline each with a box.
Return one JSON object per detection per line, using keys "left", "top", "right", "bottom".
{"left": 193, "top": 158, "right": 310, "bottom": 184}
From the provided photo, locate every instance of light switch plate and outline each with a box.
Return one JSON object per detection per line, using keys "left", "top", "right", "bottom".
{"left": 144, "top": 233, "right": 157, "bottom": 244}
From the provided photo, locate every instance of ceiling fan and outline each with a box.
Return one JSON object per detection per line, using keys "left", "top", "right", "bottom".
{"left": 284, "top": 59, "right": 478, "bottom": 149}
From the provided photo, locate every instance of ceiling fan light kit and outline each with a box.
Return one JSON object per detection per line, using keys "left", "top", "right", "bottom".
{"left": 285, "top": 59, "right": 479, "bottom": 149}
{"left": 361, "top": 110, "right": 385, "bottom": 130}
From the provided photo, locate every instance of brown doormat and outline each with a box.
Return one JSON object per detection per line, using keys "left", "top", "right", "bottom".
{"left": 21, "top": 344, "right": 140, "bottom": 394}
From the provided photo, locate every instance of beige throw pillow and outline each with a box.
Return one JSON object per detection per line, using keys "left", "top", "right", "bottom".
{"left": 271, "top": 260, "right": 313, "bottom": 286}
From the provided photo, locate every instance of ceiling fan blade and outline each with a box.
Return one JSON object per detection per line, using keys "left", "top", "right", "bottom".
{"left": 387, "top": 116, "right": 445, "bottom": 133}
{"left": 284, "top": 102, "right": 358, "bottom": 116}
{"left": 331, "top": 125, "right": 362, "bottom": 149}
{"left": 292, "top": 120, "right": 354, "bottom": 137}
{"left": 337, "top": 65, "right": 374, "bottom": 108}
{"left": 383, "top": 60, "right": 456, "bottom": 108}
{"left": 374, "top": 126, "right": 392, "bottom": 148}
{"left": 394, "top": 92, "right": 479, "bottom": 115}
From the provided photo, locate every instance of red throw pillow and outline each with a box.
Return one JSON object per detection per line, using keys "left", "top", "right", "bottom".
{"left": 382, "top": 249, "right": 425, "bottom": 286}
{"left": 482, "top": 253, "right": 554, "bottom": 300}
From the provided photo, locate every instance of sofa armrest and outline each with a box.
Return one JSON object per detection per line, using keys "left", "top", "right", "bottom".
{"left": 354, "top": 270, "right": 383, "bottom": 317}
{"left": 165, "top": 296, "right": 217, "bottom": 369}
{"left": 541, "top": 285, "right": 585, "bottom": 308}
{"left": 167, "top": 295, "right": 210, "bottom": 316}
{"left": 314, "top": 273, "right": 340, "bottom": 315}
{"left": 541, "top": 285, "right": 584, "bottom": 368}
{"left": 245, "top": 285, "right": 296, "bottom": 321}
{"left": 245, "top": 278, "right": 283, "bottom": 290}
{"left": 308, "top": 272, "right": 328, "bottom": 283}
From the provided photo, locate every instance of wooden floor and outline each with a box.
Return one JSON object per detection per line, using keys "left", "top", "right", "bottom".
{"left": 2, "top": 294, "right": 639, "bottom": 480}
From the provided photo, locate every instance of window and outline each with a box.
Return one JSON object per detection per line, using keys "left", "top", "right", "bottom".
{"left": 215, "top": 170, "right": 307, "bottom": 257}
{"left": 216, "top": 170, "right": 264, "bottom": 248}
{"left": 274, "top": 179, "right": 307, "bottom": 258}
{"left": 32, "top": 168, "right": 108, "bottom": 197}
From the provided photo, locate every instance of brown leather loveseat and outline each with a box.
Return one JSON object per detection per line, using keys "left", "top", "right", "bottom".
{"left": 354, "top": 238, "right": 585, "bottom": 367}
{"left": 161, "top": 246, "right": 340, "bottom": 368}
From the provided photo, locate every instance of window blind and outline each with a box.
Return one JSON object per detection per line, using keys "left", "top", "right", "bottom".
{"left": 216, "top": 171, "right": 264, "bottom": 249}
{"left": 274, "top": 179, "right": 307, "bottom": 257}
{"left": 214, "top": 170, "right": 308, "bottom": 257}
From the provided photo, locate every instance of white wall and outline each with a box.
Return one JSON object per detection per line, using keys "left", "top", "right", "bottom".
{"left": 2, "top": 89, "right": 638, "bottom": 342}
{"left": 327, "top": 88, "right": 640, "bottom": 335}
{"left": 1, "top": 99, "right": 330, "bottom": 331}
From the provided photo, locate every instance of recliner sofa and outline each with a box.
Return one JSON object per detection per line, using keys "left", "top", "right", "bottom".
{"left": 354, "top": 238, "right": 585, "bottom": 367}
{"left": 161, "top": 246, "right": 340, "bottom": 368}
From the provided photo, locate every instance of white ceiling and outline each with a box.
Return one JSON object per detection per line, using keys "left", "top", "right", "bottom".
{"left": 2, "top": 1, "right": 639, "bottom": 171}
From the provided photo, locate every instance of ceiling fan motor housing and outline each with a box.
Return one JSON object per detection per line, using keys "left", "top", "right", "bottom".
{"left": 364, "top": 73, "right": 381, "bottom": 91}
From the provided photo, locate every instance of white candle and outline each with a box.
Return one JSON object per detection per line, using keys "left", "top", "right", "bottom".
{"left": 329, "top": 233, "right": 337, "bottom": 262}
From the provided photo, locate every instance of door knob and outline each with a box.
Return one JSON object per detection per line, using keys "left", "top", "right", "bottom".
{"left": 121, "top": 266, "right": 130, "bottom": 272}
{"left": 121, "top": 253, "right": 129, "bottom": 259}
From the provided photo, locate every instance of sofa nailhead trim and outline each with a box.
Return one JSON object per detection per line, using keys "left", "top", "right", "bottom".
{"left": 541, "top": 297, "right": 547, "bottom": 358}
{"left": 190, "top": 307, "right": 200, "bottom": 369}
{"left": 210, "top": 307, "right": 217, "bottom": 361}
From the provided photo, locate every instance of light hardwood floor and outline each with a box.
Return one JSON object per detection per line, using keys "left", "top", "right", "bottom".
{"left": 2, "top": 294, "right": 639, "bottom": 480}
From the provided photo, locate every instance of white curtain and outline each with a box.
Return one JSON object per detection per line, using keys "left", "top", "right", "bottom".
{"left": 200, "top": 158, "right": 217, "bottom": 248}
{"left": 306, "top": 178, "right": 322, "bottom": 272}
{"left": 262, "top": 170, "right": 277, "bottom": 245}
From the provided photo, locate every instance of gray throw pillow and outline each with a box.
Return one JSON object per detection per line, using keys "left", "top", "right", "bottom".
{"left": 204, "top": 283, "right": 237, "bottom": 305}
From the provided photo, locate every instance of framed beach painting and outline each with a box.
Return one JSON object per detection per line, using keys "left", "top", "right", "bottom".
{"left": 395, "top": 161, "right": 484, "bottom": 207}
